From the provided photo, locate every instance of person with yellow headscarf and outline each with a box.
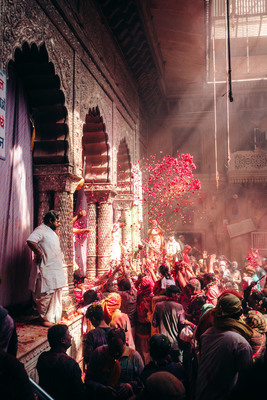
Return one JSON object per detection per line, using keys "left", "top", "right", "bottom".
{"left": 102, "top": 293, "right": 135, "bottom": 350}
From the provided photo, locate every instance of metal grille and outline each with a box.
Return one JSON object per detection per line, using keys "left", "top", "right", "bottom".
{"left": 212, "top": 0, "right": 267, "bottom": 17}
{"left": 251, "top": 231, "right": 267, "bottom": 250}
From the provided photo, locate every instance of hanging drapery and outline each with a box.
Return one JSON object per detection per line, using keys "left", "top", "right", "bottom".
{"left": 212, "top": 27, "right": 219, "bottom": 189}
{"left": 0, "top": 64, "right": 33, "bottom": 306}
{"left": 225, "top": 0, "right": 231, "bottom": 167}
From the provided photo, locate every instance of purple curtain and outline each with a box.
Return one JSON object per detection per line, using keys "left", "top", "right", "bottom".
{"left": 0, "top": 66, "right": 33, "bottom": 306}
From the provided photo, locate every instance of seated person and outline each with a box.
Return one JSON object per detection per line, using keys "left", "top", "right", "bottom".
{"left": 85, "top": 328, "right": 144, "bottom": 400}
{"left": 84, "top": 304, "right": 110, "bottom": 366}
{"left": 37, "top": 324, "right": 85, "bottom": 400}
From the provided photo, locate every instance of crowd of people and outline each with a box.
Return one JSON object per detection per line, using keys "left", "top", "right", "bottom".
{"left": 1, "top": 210, "right": 267, "bottom": 399}
{"left": 33, "top": 241, "right": 267, "bottom": 400}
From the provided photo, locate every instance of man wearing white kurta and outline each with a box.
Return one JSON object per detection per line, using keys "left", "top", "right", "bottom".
{"left": 27, "top": 210, "right": 66, "bottom": 326}
{"left": 166, "top": 234, "right": 181, "bottom": 266}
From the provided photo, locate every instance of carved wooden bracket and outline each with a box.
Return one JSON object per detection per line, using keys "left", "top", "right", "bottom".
{"left": 33, "top": 164, "right": 82, "bottom": 193}
{"left": 84, "top": 183, "right": 117, "bottom": 203}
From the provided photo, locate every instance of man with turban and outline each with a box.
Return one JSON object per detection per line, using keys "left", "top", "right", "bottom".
{"left": 195, "top": 293, "right": 253, "bottom": 400}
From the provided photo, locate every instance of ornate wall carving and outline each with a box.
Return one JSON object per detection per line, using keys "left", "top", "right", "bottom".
{"left": 2, "top": 0, "right": 43, "bottom": 69}
{"left": 113, "top": 108, "right": 135, "bottom": 187}
{"left": 233, "top": 152, "right": 267, "bottom": 170}
{"left": 77, "top": 59, "right": 113, "bottom": 134}
{"left": 228, "top": 150, "right": 267, "bottom": 183}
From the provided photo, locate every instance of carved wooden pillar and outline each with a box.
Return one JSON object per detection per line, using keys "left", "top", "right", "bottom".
{"left": 54, "top": 190, "right": 73, "bottom": 266}
{"left": 98, "top": 199, "right": 113, "bottom": 275}
{"left": 37, "top": 191, "right": 50, "bottom": 226}
{"left": 86, "top": 200, "right": 97, "bottom": 278}
{"left": 54, "top": 190, "right": 74, "bottom": 311}
{"left": 33, "top": 165, "right": 81, "bottom": 316}
{"left": 84, "top": 184, "right": 117, "bottom": 277}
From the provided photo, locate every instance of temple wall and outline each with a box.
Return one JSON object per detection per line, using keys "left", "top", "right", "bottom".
{"left": 0, "top": 0, "right": 148, "bottom": 306}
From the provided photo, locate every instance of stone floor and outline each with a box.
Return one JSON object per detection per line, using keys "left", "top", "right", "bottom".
{"left": 16, "top": 320, "right": 49, "bottom": 360}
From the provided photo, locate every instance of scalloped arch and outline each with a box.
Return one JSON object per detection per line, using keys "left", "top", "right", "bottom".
{"left": 9, "top": 41, "right": 69, "bottom": 164}
{"left": 82, "top": 106, "right": 110, "bottom": 182}
{"left": 117, "top": 138, "right": 132, "bottom": 192}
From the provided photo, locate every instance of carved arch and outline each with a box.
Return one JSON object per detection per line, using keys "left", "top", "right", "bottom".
{"left": 10, "top": 42, "right": 69, "bottom": 164}
{"left": 117, "top": 138, "right": 132, "bottom": 193}
{"left": 82, "top": 107, "right": 110, "bottom": 182}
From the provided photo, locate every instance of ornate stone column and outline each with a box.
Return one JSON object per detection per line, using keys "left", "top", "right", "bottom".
{"left": 33, "top": 164, "right": 82, "bottom": 316}
{"left": 84, "top": 184, "right": 117, "bottom": 277}
{"left": 113, "top": 202, "right": 123, "bottom": 223}
{"left": 122, "top": 202, "right": 132, "bottom": 254}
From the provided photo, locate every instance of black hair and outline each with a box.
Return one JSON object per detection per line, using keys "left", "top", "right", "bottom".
{"left": 47, "top": 324, "right": 68, "bottom": 348}
{"left": 86, "top": 304, "right": 104, "bottom": 322}
{"left": 149, "top": 334, "right": 171, "bottom": 360}
{"left": 251, "top": 291, "right": 265, "bottom": 303}
{"left": 159, "top": 265, "right": 171, "bottom": 278}
{"left": 107, "top": 327, "right": 126, "bottom": 344}
{"left": 166, "top": 285, "right": 180, "bottom": 297}
{"left": 83, "top": 289, "right": 98, "bottom": 305}
{"left": 259, "top": 296, "right": 267, "bottom": 312}
{"left": 118, "top": 278, "right": 131, "bottom": 291}
{"left": 43, "top": 210, "right": 60, "bottom": 224}
{"left": 203, "top": 273, "right": 217, "bottom": 284}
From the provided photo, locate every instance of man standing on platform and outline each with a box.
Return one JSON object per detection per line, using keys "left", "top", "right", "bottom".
{"left": 27, "top": 210, "right": 66, "bottom": 327}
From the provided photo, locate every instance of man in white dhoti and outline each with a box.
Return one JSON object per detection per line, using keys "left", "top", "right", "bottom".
{"left": 166, "top": 234, "right": 181, "bottom": 266}
{"left": 27, "top": 210, "right": 66, "bottom": 326}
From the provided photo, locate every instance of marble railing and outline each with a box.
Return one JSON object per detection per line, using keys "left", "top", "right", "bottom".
{"left": 18, "top": 315, "right": 83, "bottom": 383}
{"left": 228, "top": 150, "right": 267, "bottom": 183}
